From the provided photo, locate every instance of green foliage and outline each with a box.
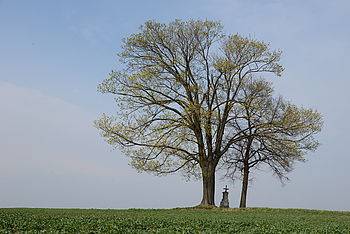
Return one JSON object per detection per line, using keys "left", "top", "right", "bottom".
{"left": 95, "top": 19, "right": 284, "bottom": 179}
{"left": 1, "top": 208, "right": 349, "bottom": 233}
{"left": 95, "top": 19, "right": 322, "bottom": 206}
{"left": 223, "top": 77, "right": 323, "bottom": 182}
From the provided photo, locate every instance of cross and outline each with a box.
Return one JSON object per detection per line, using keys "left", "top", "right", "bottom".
{"left": 224, "top": 185, "right": 229, "bottom": 192}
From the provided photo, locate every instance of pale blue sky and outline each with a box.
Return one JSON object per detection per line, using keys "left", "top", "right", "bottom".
{"left": 1, "top": 0, "right": 349, "bottom": 210}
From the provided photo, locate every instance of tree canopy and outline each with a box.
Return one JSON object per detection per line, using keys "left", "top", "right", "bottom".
{"left": 95, "top": 19, "right": 321, "bottom": 206}
{"left": 221, "top": 78, "right": 322, "bottom": 207}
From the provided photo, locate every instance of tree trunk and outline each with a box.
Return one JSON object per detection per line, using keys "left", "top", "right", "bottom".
{"left": 200, "top": 163, "right": 216, "bottom": 206}
{"left": 239, "top": 165, "right": 249, "bottom": 208}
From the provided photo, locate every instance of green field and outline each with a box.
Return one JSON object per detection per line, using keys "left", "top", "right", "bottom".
{"left": 0, "top": 207, "right": 349, "bottom": 233}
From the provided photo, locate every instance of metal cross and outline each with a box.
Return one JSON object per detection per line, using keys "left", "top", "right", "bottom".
{"left": 224, "top": 185, "right": 229, "bottom": 192}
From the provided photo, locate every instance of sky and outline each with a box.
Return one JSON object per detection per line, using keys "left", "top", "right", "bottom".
{"left": 0, "top": 0, "right": 349, "bottom": 211}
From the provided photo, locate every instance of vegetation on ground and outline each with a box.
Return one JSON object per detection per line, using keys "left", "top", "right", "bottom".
{"left": 1, "top": 207, "right": 349, "bottom": 233}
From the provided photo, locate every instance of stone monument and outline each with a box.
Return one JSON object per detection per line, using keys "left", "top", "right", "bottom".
{"left": 219, "top": 185, "right": 229, "bottom": 208}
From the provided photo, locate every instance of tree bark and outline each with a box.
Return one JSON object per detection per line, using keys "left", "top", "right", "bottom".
{"left": 239, "top": 164, "right": 249, "bottom": 208}
{"left": 200, "top": 163, "right": 216, "bottom": 206}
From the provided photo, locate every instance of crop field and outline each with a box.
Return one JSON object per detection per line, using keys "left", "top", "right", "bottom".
{"left": 0, "top": 207, "right": 349, "bottom": 233}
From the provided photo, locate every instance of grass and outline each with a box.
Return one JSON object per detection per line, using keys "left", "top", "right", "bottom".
{"left": 0, "top": 207, "right": 349, "bottom": 233}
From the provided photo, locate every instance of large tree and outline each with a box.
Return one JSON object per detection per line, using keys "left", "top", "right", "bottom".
{"left": 221, "top": 78, "right": 323, "bottom": 208}
{"left": 95, "top": 19, "right": 283, "bottom": 206}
